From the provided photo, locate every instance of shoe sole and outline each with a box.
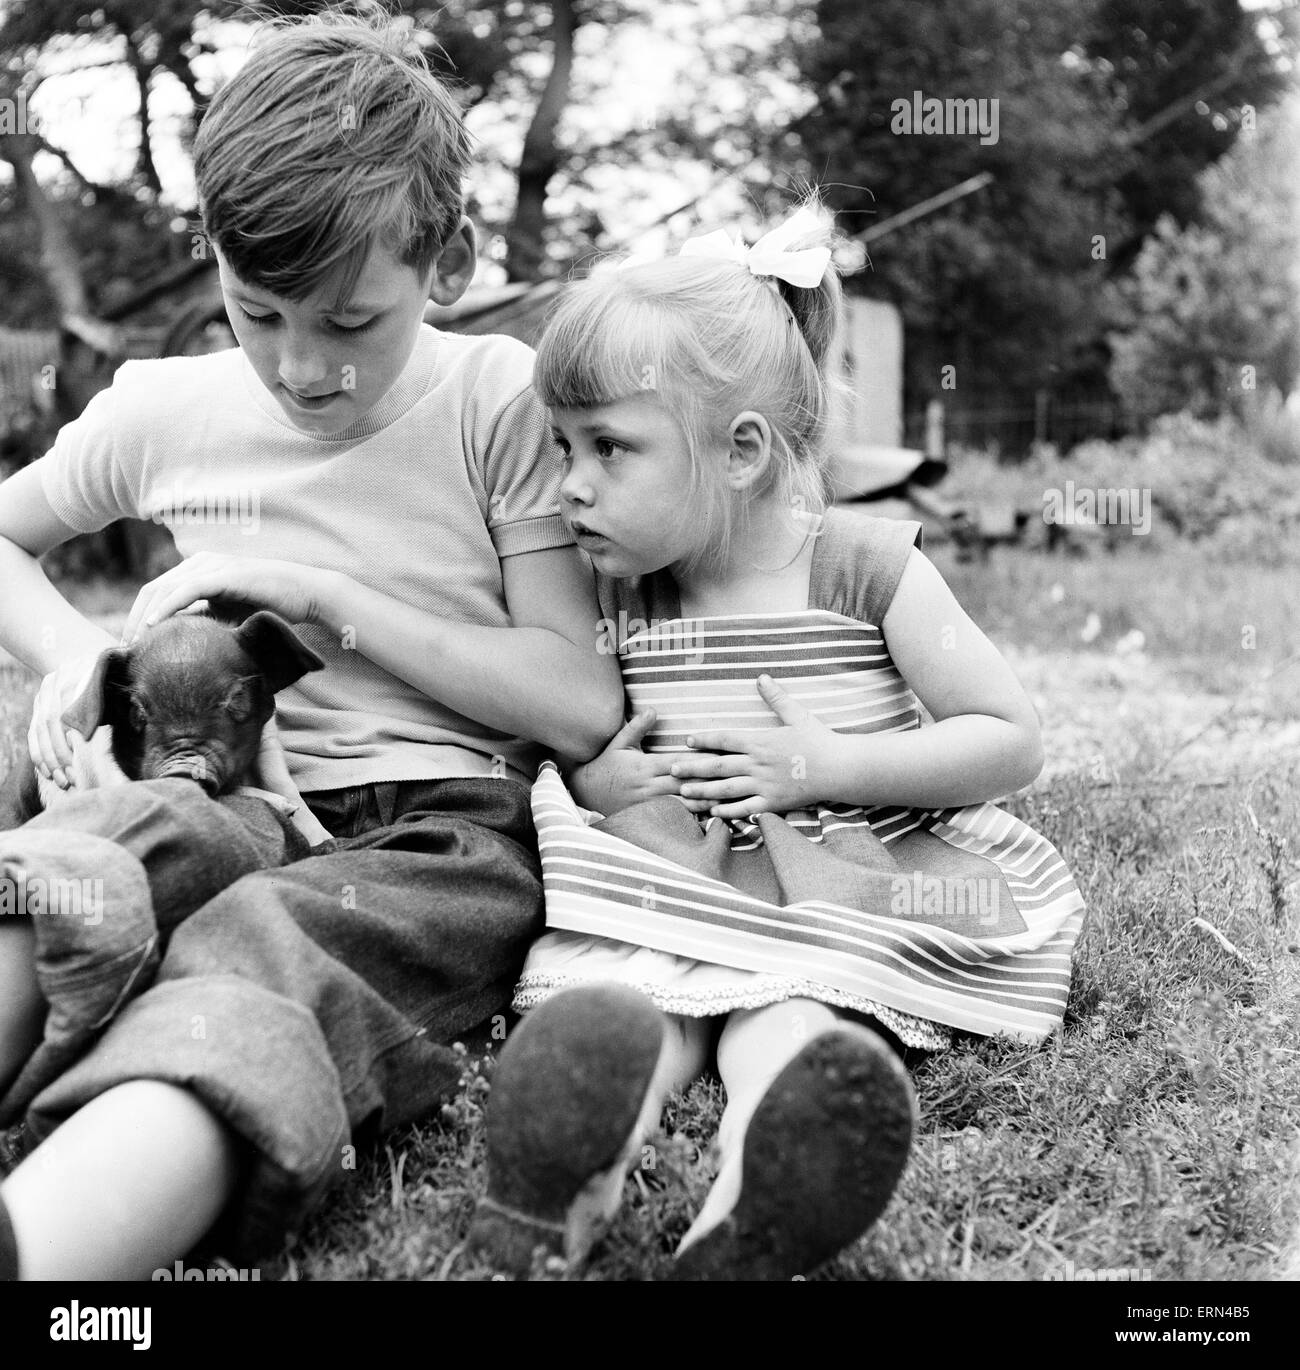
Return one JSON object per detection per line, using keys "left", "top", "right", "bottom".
{"left": 671, "top": 1024, "right": 916, "bottom": 1281}
{"left": 464, "top": 983, "right": 665, "bottom": 1275}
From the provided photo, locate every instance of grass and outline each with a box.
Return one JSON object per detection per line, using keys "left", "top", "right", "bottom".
{"left": 928, "top": 540, "right": 1300, "bottom": 711}
{"left": 3, "top": 542, "right": 1298, "bottom": 1283}
{"left": 262, "top": 760, "right": 1298, "bottom": 1284}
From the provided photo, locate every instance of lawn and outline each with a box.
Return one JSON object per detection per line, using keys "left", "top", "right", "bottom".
{"left": 1, "top": 540, "right": 1297, "bottom": 1283}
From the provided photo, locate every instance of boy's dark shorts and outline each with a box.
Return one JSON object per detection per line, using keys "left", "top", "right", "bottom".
{"left": 0, "top": 774, "right": 542, "bottom": 1257}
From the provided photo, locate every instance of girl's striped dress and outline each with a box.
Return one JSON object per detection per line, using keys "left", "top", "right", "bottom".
{"left": 514, "top": 509, "right": 1086, "bottom": 1049}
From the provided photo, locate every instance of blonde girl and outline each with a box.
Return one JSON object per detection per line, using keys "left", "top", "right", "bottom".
{"left": 467, "top": 205, "right": 1086, "bottom": 1280}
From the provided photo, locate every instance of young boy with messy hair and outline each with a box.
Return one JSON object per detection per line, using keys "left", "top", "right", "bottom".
{"left": 0, "top": 6, "right": 621, "bottom": 1279}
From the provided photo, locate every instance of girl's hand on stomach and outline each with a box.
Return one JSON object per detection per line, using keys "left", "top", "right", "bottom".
{"left": 671, "top": 676, "right": 837, "bottom": 819}
{"left": 567, "top": 709, "right": 680, "bottom": 816}
{"left": 122, "top": 553, "right": 337, "bottom": 644}
{"left": 28, "top": 644, "right": 115, "bottom": 788}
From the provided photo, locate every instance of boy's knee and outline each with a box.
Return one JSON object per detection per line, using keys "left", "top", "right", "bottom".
{"left": 29, "top": 780, "right": 289, "bottom": 929}
{"left": 25, "top": 977, "right": 349, "bottom": 1189}
{"left": 29, "top": 778, "right": 232, "bottom": 855}
{"left": 1, "top": 829, "right": 155, "bottom": 973}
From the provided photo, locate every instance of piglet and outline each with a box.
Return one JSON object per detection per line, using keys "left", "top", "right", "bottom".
{"left": 0, "top": 611, "right": 324, "bottom": 826}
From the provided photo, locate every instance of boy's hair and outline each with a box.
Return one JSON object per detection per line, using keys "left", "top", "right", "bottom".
{"left": 194, "top": 2, "right": 473, "bottom": 308}
{"left": 533, "top": 204, "right": 844, "bottom": 574}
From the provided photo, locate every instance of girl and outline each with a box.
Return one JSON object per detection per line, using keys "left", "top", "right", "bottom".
{"left": 466, "top": 205, "right": 1086, "bottom": 1281}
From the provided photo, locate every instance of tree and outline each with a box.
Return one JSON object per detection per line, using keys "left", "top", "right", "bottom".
{"left": 790, "top": 0, "right": 1294, "bottom": 433}
{"left": 496, "top": 0, "right": 826, "bottom": 277}
{"left": 0, "top": 0, "right": 539, "bottom": 322}
{"left": 793, "top": 0, "right": 1125, "bottom": 418}
{"left": 457, "top": 0, "right": 641, "bottom": 281}
{"left": 1085, "top": 0, "right": 1292, "bottom": 269}
{"left": 500, "top": 0, "right": 577, "bottom": 280}
{"left": 1108, "top": 96, "right": 1300, "bottom": 421}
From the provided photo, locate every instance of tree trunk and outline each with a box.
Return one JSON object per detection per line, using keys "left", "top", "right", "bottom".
{"left": 504, "top": 0, "right": 578, "bottom": 283}
{"left": 125, "top": 36, "right": 163, "bottom": 195}
{"left": 1, "top": 131, "right": 93, "bottom": 320}
{"left": 0, "top": 130, "right": 123, "bottom": 423}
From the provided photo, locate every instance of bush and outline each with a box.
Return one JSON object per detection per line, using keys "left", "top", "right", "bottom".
{"left": 938, "top": 412, "right": 1300, "bottom": 554}
{"left": 1106, "top": 413, "right": 1300, "bottom": 544}
{"left": 1106, "top": 103, "right": 1300, "bottom": 424}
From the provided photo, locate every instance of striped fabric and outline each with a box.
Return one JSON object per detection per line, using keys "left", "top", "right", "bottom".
{"left": 527, "top": 609, "right": 1086, "bottom": 1043}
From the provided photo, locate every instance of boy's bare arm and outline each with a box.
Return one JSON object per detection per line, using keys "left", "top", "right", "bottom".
{"left": 0, "top": 464, "right": 115, "bottom": 673}
{"left": 319, "top": 544, "right": 623, "bottom": 762}
{"left": 124, "top": 545, "right": 625, "bottom": 764}
{"left": 0, "top": 465, "right": 117, "bottom": 781}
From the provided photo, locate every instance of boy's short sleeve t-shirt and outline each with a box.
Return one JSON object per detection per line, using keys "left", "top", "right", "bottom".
{"left": 36, "top": 324, "right": 572, "bottom": 791}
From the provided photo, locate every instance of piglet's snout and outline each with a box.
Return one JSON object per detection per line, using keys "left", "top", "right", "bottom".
{"left": 146, "top": 743, "right": 229, "bottom": 795}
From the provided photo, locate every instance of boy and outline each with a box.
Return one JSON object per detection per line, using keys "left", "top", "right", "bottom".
{"left": 0, "top": 8, "right": 621, "bottom": 1279}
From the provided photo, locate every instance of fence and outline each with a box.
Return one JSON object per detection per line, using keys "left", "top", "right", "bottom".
{"left": 904, "top": 394, "right": 1128, "bottom": 458}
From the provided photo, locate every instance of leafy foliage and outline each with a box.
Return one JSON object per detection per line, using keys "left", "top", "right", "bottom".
{"left": 2, "top": 0, "right": 1296, "bottom": 445}
{"left": 792, "top": 0, "right": 1293, "bottom": 421}
{"left": 1108, "top": 100, "right": 1300, "bottom": 423}
{"left": 1087, "top": 0, "right": 1292, "bottom": 265}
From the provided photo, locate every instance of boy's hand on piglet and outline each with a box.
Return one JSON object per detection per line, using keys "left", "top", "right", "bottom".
{"left": 567, "top": 708, "right": 680, "bottom": 816}
{"left": 671, "top": 675, "right": 838, "bottom": 819}
{"left": 123, "top": 553, "right": 333, "bottom": 645}
{"left": 28, "top": 644, "right": 115, "bottom": 788}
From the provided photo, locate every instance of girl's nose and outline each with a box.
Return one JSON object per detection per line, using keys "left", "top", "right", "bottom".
{"left": 560, "top": 468, "right": 594, "bottom": 508}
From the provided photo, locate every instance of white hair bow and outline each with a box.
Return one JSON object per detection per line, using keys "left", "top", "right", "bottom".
{"left": 679, "top": 205, "right": 832, "bottom": 289}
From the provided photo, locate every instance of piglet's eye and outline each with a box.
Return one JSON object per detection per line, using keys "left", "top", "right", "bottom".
{"left": 223, "top": 683, "right": 252, "bottom": 723}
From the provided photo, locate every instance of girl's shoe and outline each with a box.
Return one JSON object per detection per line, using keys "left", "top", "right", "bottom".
{"left": 672, "top": 1023, "right": 916, "bottom": 1281}
{"left": 464, "top": 984, "right": 665, "bottom": 1275}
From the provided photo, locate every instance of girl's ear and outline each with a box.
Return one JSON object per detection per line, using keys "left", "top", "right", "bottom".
{"left": 726, "top": 411, "right": 773, "bottom": 492}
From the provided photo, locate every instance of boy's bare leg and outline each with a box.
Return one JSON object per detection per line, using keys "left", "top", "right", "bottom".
{"left": 0, "top": 921, "right": 44, "bottom": 1094}
{"left": 1, "top": 1080, "right": 240, "bottom": 1280}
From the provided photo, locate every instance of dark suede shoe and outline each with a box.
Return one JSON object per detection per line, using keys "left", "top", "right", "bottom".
{"left": 671, "top": 1023, "right": 916, "bottom": 1281}
{"left": 465, "top": 984, "right": 665, "bottom": 1276}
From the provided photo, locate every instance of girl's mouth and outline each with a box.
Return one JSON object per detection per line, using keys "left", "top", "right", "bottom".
{"left": 570, "top": 521, "right": 609, "bottom": 548}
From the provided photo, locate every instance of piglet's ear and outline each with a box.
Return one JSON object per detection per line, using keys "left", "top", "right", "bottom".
{"left": 234, "top": 611, "right": 325, "bottom": 693}
{"left": 61, "top": 649, "right": 132, "bottom": 739}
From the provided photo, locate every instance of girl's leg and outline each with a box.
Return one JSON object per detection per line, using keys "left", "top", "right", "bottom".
{"left": 674, "top": 999, "right": 916, "bottom": 1280}
{"left": 468, "top": 983, "right": 710, "bottom": 1273}
{"left": 681, "top": 998, "right": 839, "bottom": 1246}
{"left": 0, "top": 921, "right": 44, "bottom": 1096}
{"left": 556, "top": 1006, "right": 709, "bottom": 1261}
{"left": 1, "top": 1080, "right": 241, "bottom": 1280}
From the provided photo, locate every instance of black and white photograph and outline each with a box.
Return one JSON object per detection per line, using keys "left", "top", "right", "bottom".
{"left": 0, "top": 0, "right": 1295, "bottom": 1341}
